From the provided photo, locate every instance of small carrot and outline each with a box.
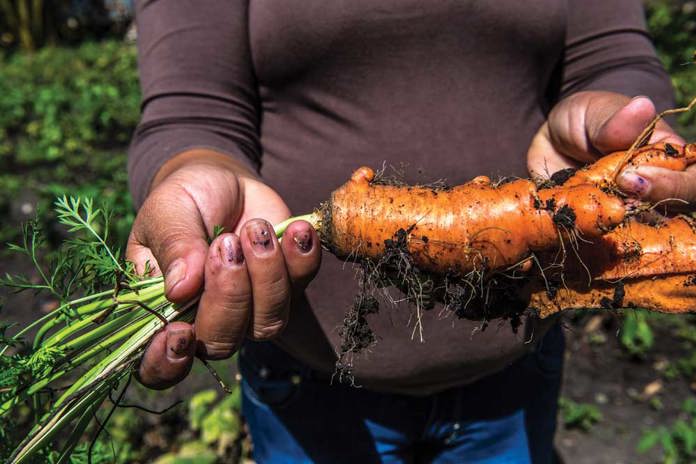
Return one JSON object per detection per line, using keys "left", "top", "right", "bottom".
{"left": 549, "top": 217, "right": 696, "bottom": 281}
{"left": 529, "top": 273, "right": 696, "bottom": 318}
{"left": 561, "top": 142, "right": 696, "bottom": 188}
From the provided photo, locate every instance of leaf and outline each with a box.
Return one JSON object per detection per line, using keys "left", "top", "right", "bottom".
{"left": 188, "top": 389, "right": 218, "bottom": 432}
{"left": 153, "top": 441, "right": 217, "bottom": 464}
{"left": 683, "top": 398, "right": 696, "bottom": 417}
{"left": 212, "top": 225, "right": 225, "bottom": 241}
{"left": 200, "top": 393, "right": 241, "bottom": 446}
{"left": 620, "top": 310, "right": 654, "bottom": 356}
{"left": 637, "top": 429, "right": 662, "bottom": 453}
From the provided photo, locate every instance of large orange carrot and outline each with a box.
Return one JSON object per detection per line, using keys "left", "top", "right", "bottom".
{"left": 291, "top": 142, "right": 696, "bottom": 375}
{"left": 320, "top": 165, "right": 628, "bottom": 276}
{"left": 313, "top": 143, "right": 696, "bottom": 278}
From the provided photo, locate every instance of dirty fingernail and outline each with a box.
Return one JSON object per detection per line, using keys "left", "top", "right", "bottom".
{"left": 165, "top": 259, "right": 186, "bottom": 292}
{"left": 221, "top": 235, "right": 244, "bottom": 267}
{"left": 293, "top": 230, "right": 313, "bottom": 253}
{"left": 166, "top": 328, "right": 193, "bottom": 361}
{"left": 246, "top": 220, "right": 274, "bottom": 254}
{"left": 618, "top": 171, "right": 650, "bottom": 197}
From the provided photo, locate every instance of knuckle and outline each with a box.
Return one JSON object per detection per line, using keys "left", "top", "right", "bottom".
{"left": 253, "top": 318, "right": 286, "bottom": 340}
{"left": 676, "top": 176, "right": 694, "bottom": 202}
{"left": 223, "top": 289, "right": 253, "bottom": 311}
{"left": 137, "top": 365, "right": 172, "bottom": 390}
{"left": 260, "top": 272, "right": 291, "bottom": 305}
{"left": 157, "top": 227, "right": 197, "bottom": 258}
{"left": 200, "top": 340, "right": 240, "bottom": 360}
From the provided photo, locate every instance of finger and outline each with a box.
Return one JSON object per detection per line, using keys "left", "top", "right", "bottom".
{"left": 137, "top": 322, "right": 195, "bottom": 389}
{"left": 543, "top": 92, "right": 630, "bottom": 163}
{"left": 195, "top": 233, "right": 252, "bottom": 360}
{"left": 126, "top": 239, "right": 159, "bottom": 276}
{"left": 589, "top": 95, "right": 684, "bottom": 151}
{"left": 617, "top": 165, "right": 696, "bottom": 204}
{"left": 280, "top": 220, "right": 322, "bottom": 288}
{"left": 587, "top": 95, "right": 657, "bottom": 154}
{"left": 527, "top": 122, "right": 583, "bottom": 179}
{"left": 241, "top": 219, "right": 291, "bottom": 340}
{"left": 131, "top": 187, "right": 210, "bottom": 303}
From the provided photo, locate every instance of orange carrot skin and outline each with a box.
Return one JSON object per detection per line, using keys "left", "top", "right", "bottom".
{"left": 531, "top": 217, "right": 696, "bottom": 281}
{"left": 529, "top": 273, "right": 696, "bottom": 318}
{"left": 587, "top": 218, "right": 696, "bottom": 280}
{"left": 326, "top": 166, "right": 625, "bottom": 275}
{"left": 563, "top": 142, "right": 696, "bottom": 188}
{"left": 323, "top": 142, "right": 696, "bottom": 317}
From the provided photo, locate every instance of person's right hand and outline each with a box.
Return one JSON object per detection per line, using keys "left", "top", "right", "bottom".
{"left": 126, "top": 150, "right": 322, "bottom": 389}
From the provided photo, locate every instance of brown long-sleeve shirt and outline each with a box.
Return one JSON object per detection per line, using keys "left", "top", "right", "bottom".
{"left": 129, "top": 0, "right": 673, "bottom": 394}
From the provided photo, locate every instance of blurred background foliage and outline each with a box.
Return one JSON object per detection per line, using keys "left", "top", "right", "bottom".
{"left": 0, "top": 0, "right": 131, "bottom": 51}
{"left": 645, "top": 0, "right": 696, "bottom": 138}
{"left": 0, "top": 0, "right": 695, "bottom": 463}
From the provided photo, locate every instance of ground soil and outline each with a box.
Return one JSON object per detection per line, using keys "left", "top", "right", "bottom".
{"left": 556, "top": 313, "right": 693, "bottom": 464}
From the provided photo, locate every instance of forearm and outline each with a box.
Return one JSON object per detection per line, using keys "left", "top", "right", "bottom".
{"left": 129, "top": 0, "right": 261, "bottom": 208}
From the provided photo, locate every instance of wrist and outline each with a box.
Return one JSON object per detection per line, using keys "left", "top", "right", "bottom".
{"left": 151, "top": 149, "right": 258, "bottom": 191}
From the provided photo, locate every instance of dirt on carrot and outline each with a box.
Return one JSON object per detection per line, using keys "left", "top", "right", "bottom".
{"left": 313, "top": 143, "right": 696, "bottom": 378}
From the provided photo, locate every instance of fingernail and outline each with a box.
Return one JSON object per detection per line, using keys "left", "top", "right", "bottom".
{"left": 221, "top": 235, "right": 244, "bottom": 266}
{"left": 165, "top": 259, "right": 186, "bottom": 292}
{"left": 293, "top": 229, "right": 313, "bottom": 253}
{"left": 166, "top": 328, "right": 193, "bottom": 361}
{"left": 618, "top": 171, "right": 650, "bottom": 196}
{"left": 246, "top": 220, "right": 274, "bottom": 254}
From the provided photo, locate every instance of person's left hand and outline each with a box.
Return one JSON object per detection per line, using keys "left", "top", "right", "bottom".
{"left": 526, "top": 90, "right": 694, "bottom": 204}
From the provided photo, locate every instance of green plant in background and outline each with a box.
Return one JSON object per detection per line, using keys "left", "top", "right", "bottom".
{"left": 0, "top": 0, "right": 57, "bottom": 51}
{"left": 558, "top": 397, "right": 603, "bottom": 432}
{"left": 660, "top": 314, "right": 696, "bottom": 381}
{"left": 154, "top": 388, "right": 245, "bottom": 464}
{"left": 645, "top": 0, "right": 696, "bottom": 139}
{"left": 639, "top": 398, "right": 696, "bottom": 464}
{"left": 0, "top": 39, "right": 139, "bottom": 248}
{"left": 620, "top": 310, "right": 656, "bottom": 357}
{"left": 0, "top": 1, "right": 128, "bottom": 52}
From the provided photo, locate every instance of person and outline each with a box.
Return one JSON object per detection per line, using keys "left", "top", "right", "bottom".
{"left": 127, "top": 1, "right": 692, "bottom": 462}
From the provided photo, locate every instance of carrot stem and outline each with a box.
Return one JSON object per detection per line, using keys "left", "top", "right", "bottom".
{"left": 273, "top": 212, "right": 321, "bottom": 239}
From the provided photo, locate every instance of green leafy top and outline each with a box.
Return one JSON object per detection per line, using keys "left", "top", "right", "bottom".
{"left": 2, "top": 196, "right": 135, "bottom": 304}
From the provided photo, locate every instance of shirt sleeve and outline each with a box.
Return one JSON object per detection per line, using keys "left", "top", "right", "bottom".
{"left": 128, "top": 0, "right": 261, "bottom": 208}
{"left": 557, "top": 0, "right": 674, "bottom": 111}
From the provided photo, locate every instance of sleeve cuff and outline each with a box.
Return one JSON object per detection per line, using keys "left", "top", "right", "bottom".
{"left": 128, "top": 127, "right": 260, "bottom": 209}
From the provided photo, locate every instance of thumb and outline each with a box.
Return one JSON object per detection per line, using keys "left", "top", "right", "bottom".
{"left": 588, "top": 95, "right": 658, "bottom": 154}
{"left": 128, "top": 184, "right": 210, "bottom": 303}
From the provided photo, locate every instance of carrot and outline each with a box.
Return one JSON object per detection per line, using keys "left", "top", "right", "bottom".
{"left": 529, "top": 274, "right": 696, "bottom": 318}
{"left": 320, "top": 164, "right": 625, "bottom": 275}
{"left": 561, "top": 142, "right": 696, "bottom": 188}
{"left": 281, "top": 141, "right": 696, "bottom": 377}
{"left": 274, "top": 142, "right": 696, "bottom": 318}
{"left": 548, "top": 217, "right": 696, "bottom": 281}
{"left": 309, "top": 142, "right": 696, "bottom": 275}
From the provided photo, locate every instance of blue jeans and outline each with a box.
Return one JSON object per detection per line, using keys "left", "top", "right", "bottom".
{"left": 240, "top": 322, "right": 564, "bottom": 464}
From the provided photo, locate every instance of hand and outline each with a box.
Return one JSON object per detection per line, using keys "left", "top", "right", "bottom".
{"left": 527, "top": 91, "right": 692, "bottom": 203}
{"left": 126, "top": 150, "right": 321, "bottom": 389}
